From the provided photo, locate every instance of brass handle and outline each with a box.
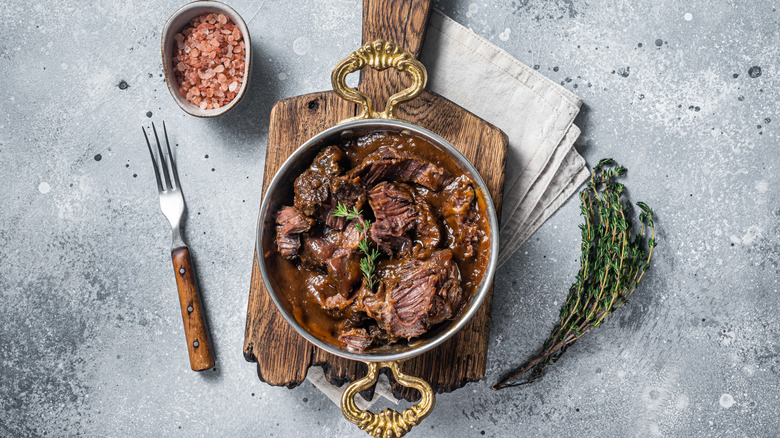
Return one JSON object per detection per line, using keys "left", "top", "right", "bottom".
{"left": 331, "top": 39, "right": 427, "bottom": 122}
{"left": 341, "top": 361, "right": 435, "bottom": 438}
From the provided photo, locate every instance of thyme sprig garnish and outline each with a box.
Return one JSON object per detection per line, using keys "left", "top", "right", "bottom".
{"left": 493, "top": 159, "right": 657, "bottom": 390}
{"left": 358, "top": 242, "right": 381, "bottom": 290}
{"left": 333, "top": 203, "right": 380, "bottom": 289}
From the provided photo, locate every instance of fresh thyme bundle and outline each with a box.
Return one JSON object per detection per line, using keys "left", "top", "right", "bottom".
{"left": 494, "top": 159, "right": 656, "bottom": 390}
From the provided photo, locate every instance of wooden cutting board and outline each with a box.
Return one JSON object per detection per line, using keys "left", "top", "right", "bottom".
{"left": 243, "top": 0, "right": 508, "bottom": 401}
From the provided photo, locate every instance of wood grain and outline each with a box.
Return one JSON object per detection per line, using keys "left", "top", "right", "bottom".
{"left": 172, "top": 247, "right": 215, "bottom": 371}
{"left": 243, "top": 0, "right": 508, "bottom": 401}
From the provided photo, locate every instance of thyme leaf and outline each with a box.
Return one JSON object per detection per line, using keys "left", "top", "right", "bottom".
{"left": 493, "top": 159, "right": 657, "bottom": 390}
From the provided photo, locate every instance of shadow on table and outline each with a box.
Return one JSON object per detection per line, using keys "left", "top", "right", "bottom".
{"left": 573, "top": 102, "right": 592, "bottom": 158}
{"left": 208, "top": 44, "right": 281, "bottom": 153}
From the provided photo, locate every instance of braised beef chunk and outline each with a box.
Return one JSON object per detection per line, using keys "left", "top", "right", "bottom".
{"left": 427, "top": 256, "right": 462, "bottom": 325}
{"left": 352, "top": 282, "right": 384, "bottom": 317}
{"left": 276, "top": 206, "right": 314, "bottom": 235}
{"left": 299, "top": 231, "right": 337, "bottom": 268}
{"left": 326, "top": 251, "right": 362, "bottom": 297}
{"left": 338, "top": 328, "right": 374, "bottom": 350}
{"left": 331, "top": 176, "right": 367, "bottom": 210}
{"left": 442, "top": 177, "right": 482, "bottom": 260}
{"left": 277, "top": 235, "right": 301, "bottom": 260}
{"left": 328, "top": 223, "right": 364, "bottom": 296}
{"left": 350, "top": 146, "right": 448, "bottom": 191}
{"left": 376, "top": 250, "right": 463, "bottom": 339}
{"left": 325, "top": 176, "right": 367, "bottom": 230}
{"left": 368, "top": 182, "right": 442, "bottom": 258}
{"left": 300, "top": 221, "right": 364, "bottom": 297}
{"left": 410, "top": 191, "right": 441, "bottom": 257}
{"left": 275, "top": 206, "right": 313, "bottom": 259}
{"left": 367, "top": 182, "right": 417, "bottom": 257}
{"left": 294, "top": 145, "right": 345, "bottom": 217}
{"left": 369, "top": 221, "right": 412, "bottom": 258}
{"left": 369, "top": 182, "right": 417, "bottom": 225}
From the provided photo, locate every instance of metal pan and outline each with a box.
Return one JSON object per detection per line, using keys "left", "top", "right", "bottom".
{"left": 257, "top": 40, "right": 499, "bottom": 438}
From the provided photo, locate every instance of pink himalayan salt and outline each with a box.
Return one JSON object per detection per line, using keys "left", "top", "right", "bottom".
{"left": 172, "top": 13, "right": 246, "bottom": 110}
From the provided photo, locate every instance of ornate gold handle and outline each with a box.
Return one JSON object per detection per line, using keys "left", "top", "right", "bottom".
{"left": 341, "top": 361, "right": 435, "bottom": 438}
{"left": 331, "top": 39, "right": 427, "bottom": 122}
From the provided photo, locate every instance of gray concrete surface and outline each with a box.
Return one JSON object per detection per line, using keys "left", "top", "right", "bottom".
{"left": 2, "top": 0, "right": 778, "bottom": 436}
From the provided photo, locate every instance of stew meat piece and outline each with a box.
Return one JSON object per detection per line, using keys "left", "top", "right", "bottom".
{"left": 300, "top": 221, "right": 365, "bottom": 297}
{"left": 338, "top": 327, "right": 374, "bottom": 351}
{"left": 368, "top": 182, "right": 442, "bottom": 258}
{"left": 294, "top": 145, "right": 366, "bottom": 231}
{"left": 410, "top": 188, "right": 441, "bottom": 257}
{"left": 442, "top": 176, "right": 482, "bottom": 260}
{"left": 294, "top": 146, "right": 344, "bottom": 226}
{"left": 367, "top": 182, "right": 416, "bottom": 257}
{"left": 275, "top": 206, "right": 313, "bottom": 259}
{"left": 371, "top": 249, "right": 463, "bottom": 339}
{"left": 326, "top": 175, "right": 367, "bottom": 230}
{"left": 293, "top": 145, "right": 343, "bottom": 217}
{"left": 349, "top": 145, "right": 448, "bottom": 191}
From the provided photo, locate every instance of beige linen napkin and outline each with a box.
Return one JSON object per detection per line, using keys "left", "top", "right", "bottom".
{"left": 307, "top": 9, "right": 590, "bottom": 406}
{"left": 421, "top": 10, "right": 590, "bottom": 267}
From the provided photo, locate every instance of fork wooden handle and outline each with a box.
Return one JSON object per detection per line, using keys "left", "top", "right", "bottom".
{"left": 171, "top": 247, "right": 215, "bottom": 371}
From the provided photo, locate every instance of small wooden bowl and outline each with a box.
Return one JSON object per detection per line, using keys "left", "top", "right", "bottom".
{"left": 161, "top": 1, "right": 252, "bottom": 118}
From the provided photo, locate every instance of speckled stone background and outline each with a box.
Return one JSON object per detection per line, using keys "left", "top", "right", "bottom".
{"left": 2, "top": 0, "right": 778, "bottom": 436}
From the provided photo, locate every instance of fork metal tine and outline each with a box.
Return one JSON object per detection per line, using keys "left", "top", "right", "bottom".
{"left": 142, "top": 127, "right": 164, "bottom": 193}
{"left": 152, "top": 122, "right": 174, "bottom": 191}
{"left": 162, "top": 121, "right": 181, "bottom": 191}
